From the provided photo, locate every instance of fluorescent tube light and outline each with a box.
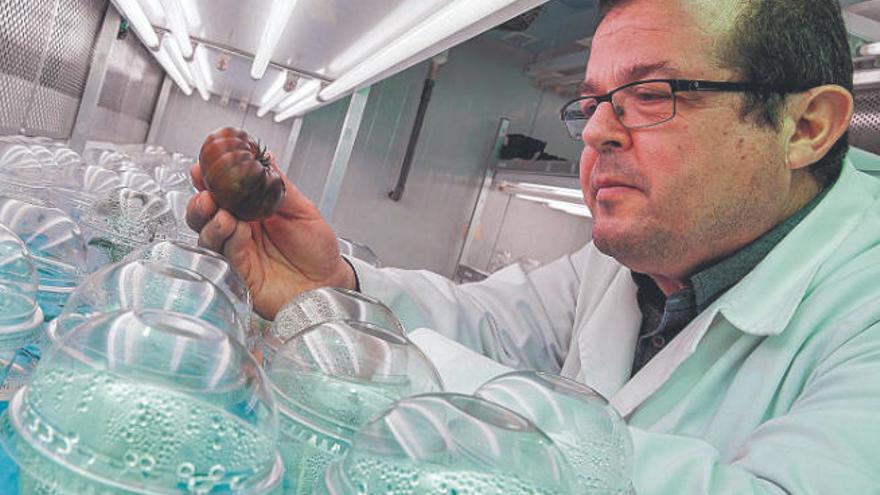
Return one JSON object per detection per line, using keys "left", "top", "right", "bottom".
{"left": 251, "top": 0, "right": 300, "bottom": 79}
{"left": 320, "top": 0, "right": 523, "bottom": 101}
{"left": 274, "top": 93, "right": 321, "bottom": 122}
{"left": 160, "top": 0, "right": 193, "bottom": 59}
{"left": 195, "top": 43, "right": 214, "bottom": 88}
{"left": 860, "top": 42, "right": 880, "bottom": 56}
{"left": 189, "top": 45, "right": 211, "bottom": 101}
{"left": 109, "top": 0, "right": 159, "bottom": 49}
{"left": 257, "top": 71, "right": 290, "bottom": 117}
{"left": 139, "top": 0, "right": 166, "bottom": 25}
{"left": 162, "top": 33, "right": 194, "bottom": 85}
{"left": 514, "top": 194, "right": 592, "bottom": 218}
{"left": 152, "top": 42, "right": 192, "bottom": 95}
{"left": 274, "top": 78, "right": 321, "bottom": 114}
{"left": 854, "top": 69, "right": 880, "bottom": 87}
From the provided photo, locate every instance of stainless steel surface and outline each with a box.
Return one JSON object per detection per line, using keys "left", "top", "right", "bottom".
{"left": 70, "top": 7, "right": 120, "bottom": 153}
{"left": 457, "top": 118, "right": 510, "bottom": 275}
{"left": 1, "top": 0, "right": 107, "bottom": 138}
{"left": 147, "top": 76, "right": 173, "bottom": 144}
{"left": 852, "top": 88, "right": 880, "bottom": 155}
{"left": 318, "top": 86, "right": 371, "bottom": 218}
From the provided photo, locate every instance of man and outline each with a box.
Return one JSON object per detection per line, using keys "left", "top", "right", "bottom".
{"left": 188, "top": 0, "right": 880, "bottom": 492}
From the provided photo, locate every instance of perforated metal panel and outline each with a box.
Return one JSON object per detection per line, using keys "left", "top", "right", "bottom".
{"left": 851, "top": 88, "right": 880, "bottom": 156}
{"left": 0, "top": 0, "right": 107, "bottom": 138}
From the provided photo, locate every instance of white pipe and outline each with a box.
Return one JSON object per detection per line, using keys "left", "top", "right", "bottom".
{"left": 160, "top": 0, "right": 192, "bottom": 59}
{"left": 109, "top": 0, "right": 159, "bottom": 49}
{"left": 251, "top": 0, "right": 300, "bottom": 79}
{"left": 319, "top": 0, "right": 524, "bottom": 102}
{"left": 256, "top": 71, "right": 289, "bottom": 117}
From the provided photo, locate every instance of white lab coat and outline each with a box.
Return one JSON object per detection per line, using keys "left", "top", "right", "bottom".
{"left": 346, "top": 156, "right": 880, "bottom": 493}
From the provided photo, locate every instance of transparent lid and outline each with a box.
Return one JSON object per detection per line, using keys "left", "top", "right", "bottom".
{"left": 0, "top": 198, "right": 88, "bottom": 319}
{"left": 266, "top": 287, "right": 403, "bottom": 358}
{"left": 268, "top": 320, "right": 442, "bottom": 436}
{"left": 0, "top": 309, "right": 283, "bottom": 494}
{"left": 80, "top": 186, "right": 178, "bottom": 251}
{"left": 154, "top": 165, "right": 192, "bottom": 193}
{"left": 321, "top": 393, "right": 575, "bottom": 495}
{"left": 0, "top": 222, "right": 39, "bottom": 324}
{"left": 120, "top": 170, "right": 162, "bottom": 195}
{"left": 124, "top": 241, "right": 252, "bottom": 329}
{"left": 475, "top": 371, "right": 634, "bottom": 493}
{"left": 0, "top": 144, "right": 43, "bottom": 185}
{"left": 49, "top": 259, "right": 247, "bottom": 346}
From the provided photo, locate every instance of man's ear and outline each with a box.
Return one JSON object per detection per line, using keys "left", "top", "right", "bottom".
{"left": 784, "top": 85, "right": 853, "bottom": 171}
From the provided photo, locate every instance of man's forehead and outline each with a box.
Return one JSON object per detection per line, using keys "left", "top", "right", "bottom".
{"left": 579, "top": 61, "right": 684, "bottom": 95}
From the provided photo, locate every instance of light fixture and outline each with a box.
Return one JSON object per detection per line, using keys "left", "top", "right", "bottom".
{"left": 109, "top": 0, "right": 159, "bottom": 49}
{"left": 251, "top": 0, "right": 300, "bottom": 79}
{"left": 319, "top": 0, "right": 524, "bottom": 102}
{"left": 139, "top": 0, "right": 166, "bottom": 25}
{"left": 860, "top": 42, "right": 880, "bottom": 57}
{"left": 273, "top": 92, "right": 321, "bottom": 123}
{"left": 514, "top": 194, "right": 592, "bottom": 218}
{"left": 160, "top": 0, "right": 193, "bottom": 59}
{"left": 272, "top": 79, "right": 322, "bottom": 121}
{"left": 152, "top": 42, "right": 192, "bottom": 95}
{"left": 162, "top": 33, "right": 194, "bottom": 85}
{"left": 189, "top": 44, "right": 211, "bottom": 101}
{"left": 854, "top": 68, "right": 880, "bottom": 87}
{"left": 257, "top": 71, "right": 291, "bottom": 117}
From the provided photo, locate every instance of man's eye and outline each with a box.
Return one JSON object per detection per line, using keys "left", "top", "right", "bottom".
{"left": 579, "top": 101, "right": 598, "bottom": 116}
{"left": 634, "top": 91, "right": 672, "bottom": 102}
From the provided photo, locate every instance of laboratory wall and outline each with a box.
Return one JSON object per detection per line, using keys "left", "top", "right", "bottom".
{"left": 150, "top": 88, "right": 293, "bottom": 165}
{"left": 294, "top": 35, "right": 587, "bottom": 277}
{"left": 86, "top": 32, "right": 163, "bottom": 145}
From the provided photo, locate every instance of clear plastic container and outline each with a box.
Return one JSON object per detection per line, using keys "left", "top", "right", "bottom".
{"left": 265, "top": 287, "right": 403, "bottom": 362}
{"left": 79, "top": 187, "right": 178, "bottom": 270}
{"left": 476, "top": 371, "right": 634, "bottom": 494}
{"left": 0, "top": 198, "right": 87, "bottom": 321}
{"left": 319, "top": 393, "right": 576, "bottom": 495}
{"left": 0, "top": 223, "right": 44, "bottom": 400}
{"left": 0, "top": 309, "right": 284, "bottom": 494}
{"left": 154, "top": 164, "right": 193, "bottom": 193}
{"left": 0, "top": 144, "right": 48, "bottom": 206}
{"left": 47, "top": 165, "right": 122, "bottom": 221}
{"left": 123, "top": 241, "right": 253, "bottom": 343}
{"left": 267, "top": 320, "right": 442, "bottom": 494}
{"left": 163, "top": 190, "right": 199, "bottom": 246}
{"left": 120, "top": 170, "right": 162, "bottom": 195}
{"left": 47, "top": 259, "right": 247, "bottom": 347}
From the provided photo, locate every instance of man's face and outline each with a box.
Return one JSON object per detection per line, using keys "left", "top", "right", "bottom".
{"left": 580, "top": 0, "right": 792, "bottom": 281}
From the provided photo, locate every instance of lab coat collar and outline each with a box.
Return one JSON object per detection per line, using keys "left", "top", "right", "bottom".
{"left": 717, "top": 160, "right": 877, "bottom": 337}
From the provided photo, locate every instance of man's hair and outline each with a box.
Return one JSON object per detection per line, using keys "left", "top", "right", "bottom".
{"left": 598, "top": 0, "right": 854, "bottom": 186}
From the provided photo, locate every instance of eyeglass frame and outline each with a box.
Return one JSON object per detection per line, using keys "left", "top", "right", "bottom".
{"left": 560, "top": 78, "right": 809, "bottom": 140}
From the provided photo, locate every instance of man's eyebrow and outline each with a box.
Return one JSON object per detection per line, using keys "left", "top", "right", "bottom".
{"left": 579, "top": 61, "right": 682, "bottom": 95}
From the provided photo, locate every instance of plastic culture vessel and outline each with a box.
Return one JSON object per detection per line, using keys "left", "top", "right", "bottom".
{"left": 267, "top": 320, "right": 442, "bottom": 494}
{"left": 476, "top": 371, "right": 635, "bottom": 494}
{"left": 0, "top": 309, "right": 284, "bottom": 494}
{"left": 319, "top": 393, "right": 576, "bottom": 495}
{"left": 265, "top": 287, "right": 403, "bottom": 363}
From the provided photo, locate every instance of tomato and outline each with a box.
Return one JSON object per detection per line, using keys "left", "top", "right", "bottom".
{"left": 198, "top": 127, "right": 286, "bottom": 221}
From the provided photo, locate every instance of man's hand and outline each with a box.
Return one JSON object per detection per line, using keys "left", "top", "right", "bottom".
{"left": 185, "top": 155, "right": 357, "bottom": 320}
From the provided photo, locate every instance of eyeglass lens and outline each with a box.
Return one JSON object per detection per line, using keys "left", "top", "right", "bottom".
{"left": 563, "top": 81, "right": 676, "bottom": 139}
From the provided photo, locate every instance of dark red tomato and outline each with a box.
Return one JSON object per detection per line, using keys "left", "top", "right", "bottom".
{"left": 198, "top": 127, "right": 286, "bottom": 221}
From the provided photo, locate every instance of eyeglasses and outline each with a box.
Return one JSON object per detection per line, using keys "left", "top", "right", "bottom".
{"left": 560, "top": 79, "right": 803, "bottom": 141}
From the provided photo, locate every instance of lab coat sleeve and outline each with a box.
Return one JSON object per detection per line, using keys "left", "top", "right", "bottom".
{"left": 343, "top": 249, "right": 588, "bottom": 373}
{"left": 629, "top": 322, "right": 880, "bottom": 495}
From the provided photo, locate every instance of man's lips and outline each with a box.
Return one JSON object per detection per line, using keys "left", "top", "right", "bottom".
{"left": 590, "top": 177, "right": 641, "bottom": 198}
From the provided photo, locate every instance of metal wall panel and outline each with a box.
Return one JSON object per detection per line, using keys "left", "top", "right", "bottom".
{"left": 88, "top": 32, "right": 163, "bottom": 143}
{"left": 0, "top": 0, "right": 107, "bottom": 138}
{"left": 851, "top": 88, "right": 880, "bottom": 156}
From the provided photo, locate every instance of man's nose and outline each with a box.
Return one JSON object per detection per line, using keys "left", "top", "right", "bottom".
{"left": 582, "top": 102, "right": 632, "bottom": 152}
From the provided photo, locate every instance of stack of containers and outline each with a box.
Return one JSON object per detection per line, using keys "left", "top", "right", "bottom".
{"left": 0, "top": 137, "right": 637, "bottom": 494}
